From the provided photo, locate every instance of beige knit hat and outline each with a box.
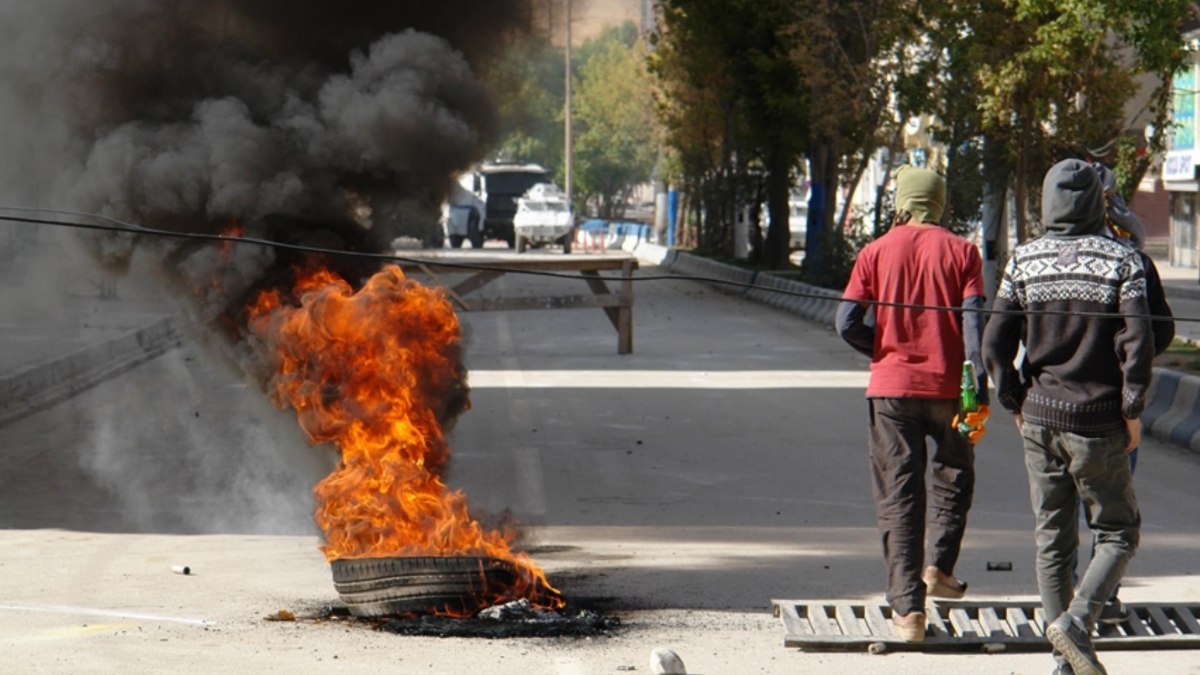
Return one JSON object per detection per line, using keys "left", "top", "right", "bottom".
{"left": 894, "top": 165, "right": 946, "bottom": 224}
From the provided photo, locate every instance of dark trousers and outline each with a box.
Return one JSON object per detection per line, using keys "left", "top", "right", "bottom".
{"left": 868, "top": 397, "right": 976, "bottom": 616}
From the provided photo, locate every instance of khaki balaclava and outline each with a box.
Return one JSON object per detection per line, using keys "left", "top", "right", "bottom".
{"left": 894, "top": 165, "right": 946, "bottom": 225}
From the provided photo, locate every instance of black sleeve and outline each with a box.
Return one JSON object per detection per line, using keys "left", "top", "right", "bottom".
{"left": 836, "top": 300, "right": 875, "bottom": 358}
{"left": 962, "top": 295, "right": 989, "bottom": 405}
{"left": 982, "top": 296, "right": 1027, "bottom": 414}
{"left": 1115, "top": 255, "right": 1155, "bottom": 420}
{"left": 1140, "top": 253, "right": 1175, "bottom": 355}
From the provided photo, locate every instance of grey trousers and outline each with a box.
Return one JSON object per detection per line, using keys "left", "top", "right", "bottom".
{"left": 1022, "top": 422, "right": 1140, "bottom": 630}
{"left": 868, "top": 397, "right": 975, "bottom": 616}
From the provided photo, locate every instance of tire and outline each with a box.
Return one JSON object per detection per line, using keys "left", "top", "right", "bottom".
{"left": 516, "top": 235, "right": 527, "bottom": 253}
{"left": 505, "top": 233, "right": 515, "bottom": 249}
{"left": 330, "top": 556, "right": 520, "bottom": 617}
{"left": 449, "top": 235, "right": 464, "bottom": 248}
{"left": 562, "top": 235, "right": 572, "bottom": 254}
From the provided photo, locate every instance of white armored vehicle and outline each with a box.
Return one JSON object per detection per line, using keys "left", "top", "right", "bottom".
{"left": 512, "top": 182, "right": 574, "bottom": 253}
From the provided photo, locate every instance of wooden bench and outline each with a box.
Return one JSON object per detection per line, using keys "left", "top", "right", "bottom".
{"left": 396, "top": 253, "right": 637, "bottom": 354}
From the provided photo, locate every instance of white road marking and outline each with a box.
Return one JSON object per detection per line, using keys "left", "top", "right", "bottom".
{"left": 494, "top": 314, "right": 547, "bottom": 518}
{"left": 468, "top": 370, "right": 869, "bottom": 389}
{"left": 0, "top": 603, "right": 212, "bottom": 625}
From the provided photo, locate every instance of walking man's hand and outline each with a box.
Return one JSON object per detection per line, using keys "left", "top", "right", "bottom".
{"left": 1014, "top": 413, "right": 1024, "bottom": 433}
{"left": 1124, "top": 417, "right": 1141, "bottom": 453}
{"left": 953, "top": 405, "right": 990, "bottom": 444}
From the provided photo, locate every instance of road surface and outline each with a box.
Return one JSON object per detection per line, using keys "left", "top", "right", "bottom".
{"left": 1, "top": 256, "right": 1199, "bottom": 674}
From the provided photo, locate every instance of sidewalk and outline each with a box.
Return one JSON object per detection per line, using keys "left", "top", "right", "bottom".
{"left": 1153, "top": 257, "right": 1200, "bottom": 342}
{"left": 1156, "top": 257, "right": 1200, "bottom": 294}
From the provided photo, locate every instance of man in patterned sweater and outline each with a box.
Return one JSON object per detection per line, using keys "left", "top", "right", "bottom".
{"left": 983, "top": 158, "right": 1153, "bottom": 675}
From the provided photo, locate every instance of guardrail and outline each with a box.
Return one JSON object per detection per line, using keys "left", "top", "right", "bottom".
{"left": 576, "top": 220, "right": 652, "bottom": 254}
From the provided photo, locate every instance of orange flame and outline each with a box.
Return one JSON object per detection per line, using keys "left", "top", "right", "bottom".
{"left": 247, "top": 263, "right": 562, "bottom": 613}
{"left": 218, "top": 220, "right": 244, "bottom": 255}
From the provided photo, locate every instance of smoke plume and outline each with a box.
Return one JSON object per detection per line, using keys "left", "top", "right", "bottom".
{"left": 0, "top": 1, "right": 531, "bottom": 284}
{"left": 0, "top": 0, "right": 535, "bottom": 533}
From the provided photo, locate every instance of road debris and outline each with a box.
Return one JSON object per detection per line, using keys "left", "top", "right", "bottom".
{"left": 649, "top": 647, "right": 686, "bottom": 674}
{"left": 264, "top": 610, "right": 296, "bottom": 622}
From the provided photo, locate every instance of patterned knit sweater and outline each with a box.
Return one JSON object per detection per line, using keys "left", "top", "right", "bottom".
{"left": 982, "top": 234, "right": 1154, "bottom": 435}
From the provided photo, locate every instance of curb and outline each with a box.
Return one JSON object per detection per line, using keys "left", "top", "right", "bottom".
{"left": 0, "top": 315, "right": 182, "bottom": 428}
{"left": 1161, "top": 280, "right": 1200, "bottom": 303}
{"left": 1143, "top": 368, "right": 1200, "bottom": 453}
{"left": 632, "top": 244, "right": 1200, "bottom": 454}
{"left": 648, "top": 250, "right": 839, "bottom": 326}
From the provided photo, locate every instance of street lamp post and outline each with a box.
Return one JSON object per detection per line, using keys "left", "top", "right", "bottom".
{"left": 564, "top": 0, "right": 573, "bottom": 208}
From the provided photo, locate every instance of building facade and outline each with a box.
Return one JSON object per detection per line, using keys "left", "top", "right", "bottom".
{"left": 1165, "top": 37, "right": 1200, "bottom": 267}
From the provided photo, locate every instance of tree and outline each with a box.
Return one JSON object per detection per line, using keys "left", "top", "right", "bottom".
{"left": 729, "top": 0, "right": 810, "bottom": 268}
{"left": 788, "top": 0, "right": 919, "bottom": 284}
{"left": 572, "top": 22, "right": 659, "bottom": 218}
{"left": 650, "top": 0, "right": 749, "bottom": 254}
{"left": 650, "top": 1, "right": 1194, "bottom": 281}
{"left": 918, "top": 0, "right": 1195, "bottom": 241}
{"left": 651, "top": 0, "right": 809, "bottom": 264}
{"left": 479, "top": 37, "right": 565, "bottom": 173}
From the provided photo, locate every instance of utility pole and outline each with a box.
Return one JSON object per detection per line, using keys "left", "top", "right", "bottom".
{"left": 564, "top": 0, "right": 573, "bottom": 207}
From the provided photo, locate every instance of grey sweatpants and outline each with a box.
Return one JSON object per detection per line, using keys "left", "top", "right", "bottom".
{"left": 1022, "top": 422, "right": 1140, "bottom": 629}
{"left": 868, "top": 397, "right": 976, "bottom": 616}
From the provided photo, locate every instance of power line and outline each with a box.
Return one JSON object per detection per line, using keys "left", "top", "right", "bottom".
{"left": 0, "top": 208, "right": 1189, "bottom": 324}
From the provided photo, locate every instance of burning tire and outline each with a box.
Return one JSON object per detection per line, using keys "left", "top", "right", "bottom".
{"left": 330, "top": 556, "right": 521, "bottom": 617}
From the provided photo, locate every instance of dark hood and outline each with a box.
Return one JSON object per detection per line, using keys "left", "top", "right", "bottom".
{"left": 1041, "top": 159, "right": 1105, "bottom": 237}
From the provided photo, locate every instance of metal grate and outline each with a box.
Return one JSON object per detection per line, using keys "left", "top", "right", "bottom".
{"left": 771, "top": 600, "right": 1200, "bottom": 653}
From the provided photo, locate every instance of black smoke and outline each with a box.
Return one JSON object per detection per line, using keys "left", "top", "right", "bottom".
{"left": 0, "top": 1, "right": 540, "bottom": 536}
{"left": 0, "top": 0, "right": 534, "bottom": 320}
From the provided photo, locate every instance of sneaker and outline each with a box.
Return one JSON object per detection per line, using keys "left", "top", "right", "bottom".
{"left": 1098, "top": 597, "right": 1132, "bottom": 625}
{"left": 1051, "top": 654, "right": 1075, "bottom": 675}
{"left": 893, "top": 611, "right": 926, "bottom": 642}
{"left": 1046, "top": 614, "right": 1107, "bottom": 675}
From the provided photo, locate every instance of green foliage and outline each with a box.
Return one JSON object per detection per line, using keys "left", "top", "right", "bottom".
{"left": 917, "top": 0, "right": 1193, "bottom": 234}
{"left": 480, "top": 22, "right": 662, "bottom": 217}
{"left": 479, "top": 38, "right": 565, "bottom": 172}
{"left": 572, "top": 22, "right": 660, "bottom": 217}
{"left": 784, "top": 0, "right": 921, "bottom": 280}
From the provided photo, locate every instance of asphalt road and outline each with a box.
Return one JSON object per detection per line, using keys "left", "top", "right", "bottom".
{"left": 2, "top": 257, "right": 1199, "bottom": 674}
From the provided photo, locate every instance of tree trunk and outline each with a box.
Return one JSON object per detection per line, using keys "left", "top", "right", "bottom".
{"left": 837, "top": 144, "right": 875, "bottom": 231}
{"left": 873, "top": 126, "right": 905, "bottom": 237}
{"left": 1014, "top": 140, "right": 1028, "bottom": 245}
{"left": 805, "top": 139, "right": 839, "bottom": 280}
{"left": 764, "top": 148, "right": 792, "bottom": 269}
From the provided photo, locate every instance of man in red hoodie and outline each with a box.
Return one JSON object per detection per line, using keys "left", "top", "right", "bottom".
{"left": 837, "top": 165, "right": 989, "bottom": 642}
